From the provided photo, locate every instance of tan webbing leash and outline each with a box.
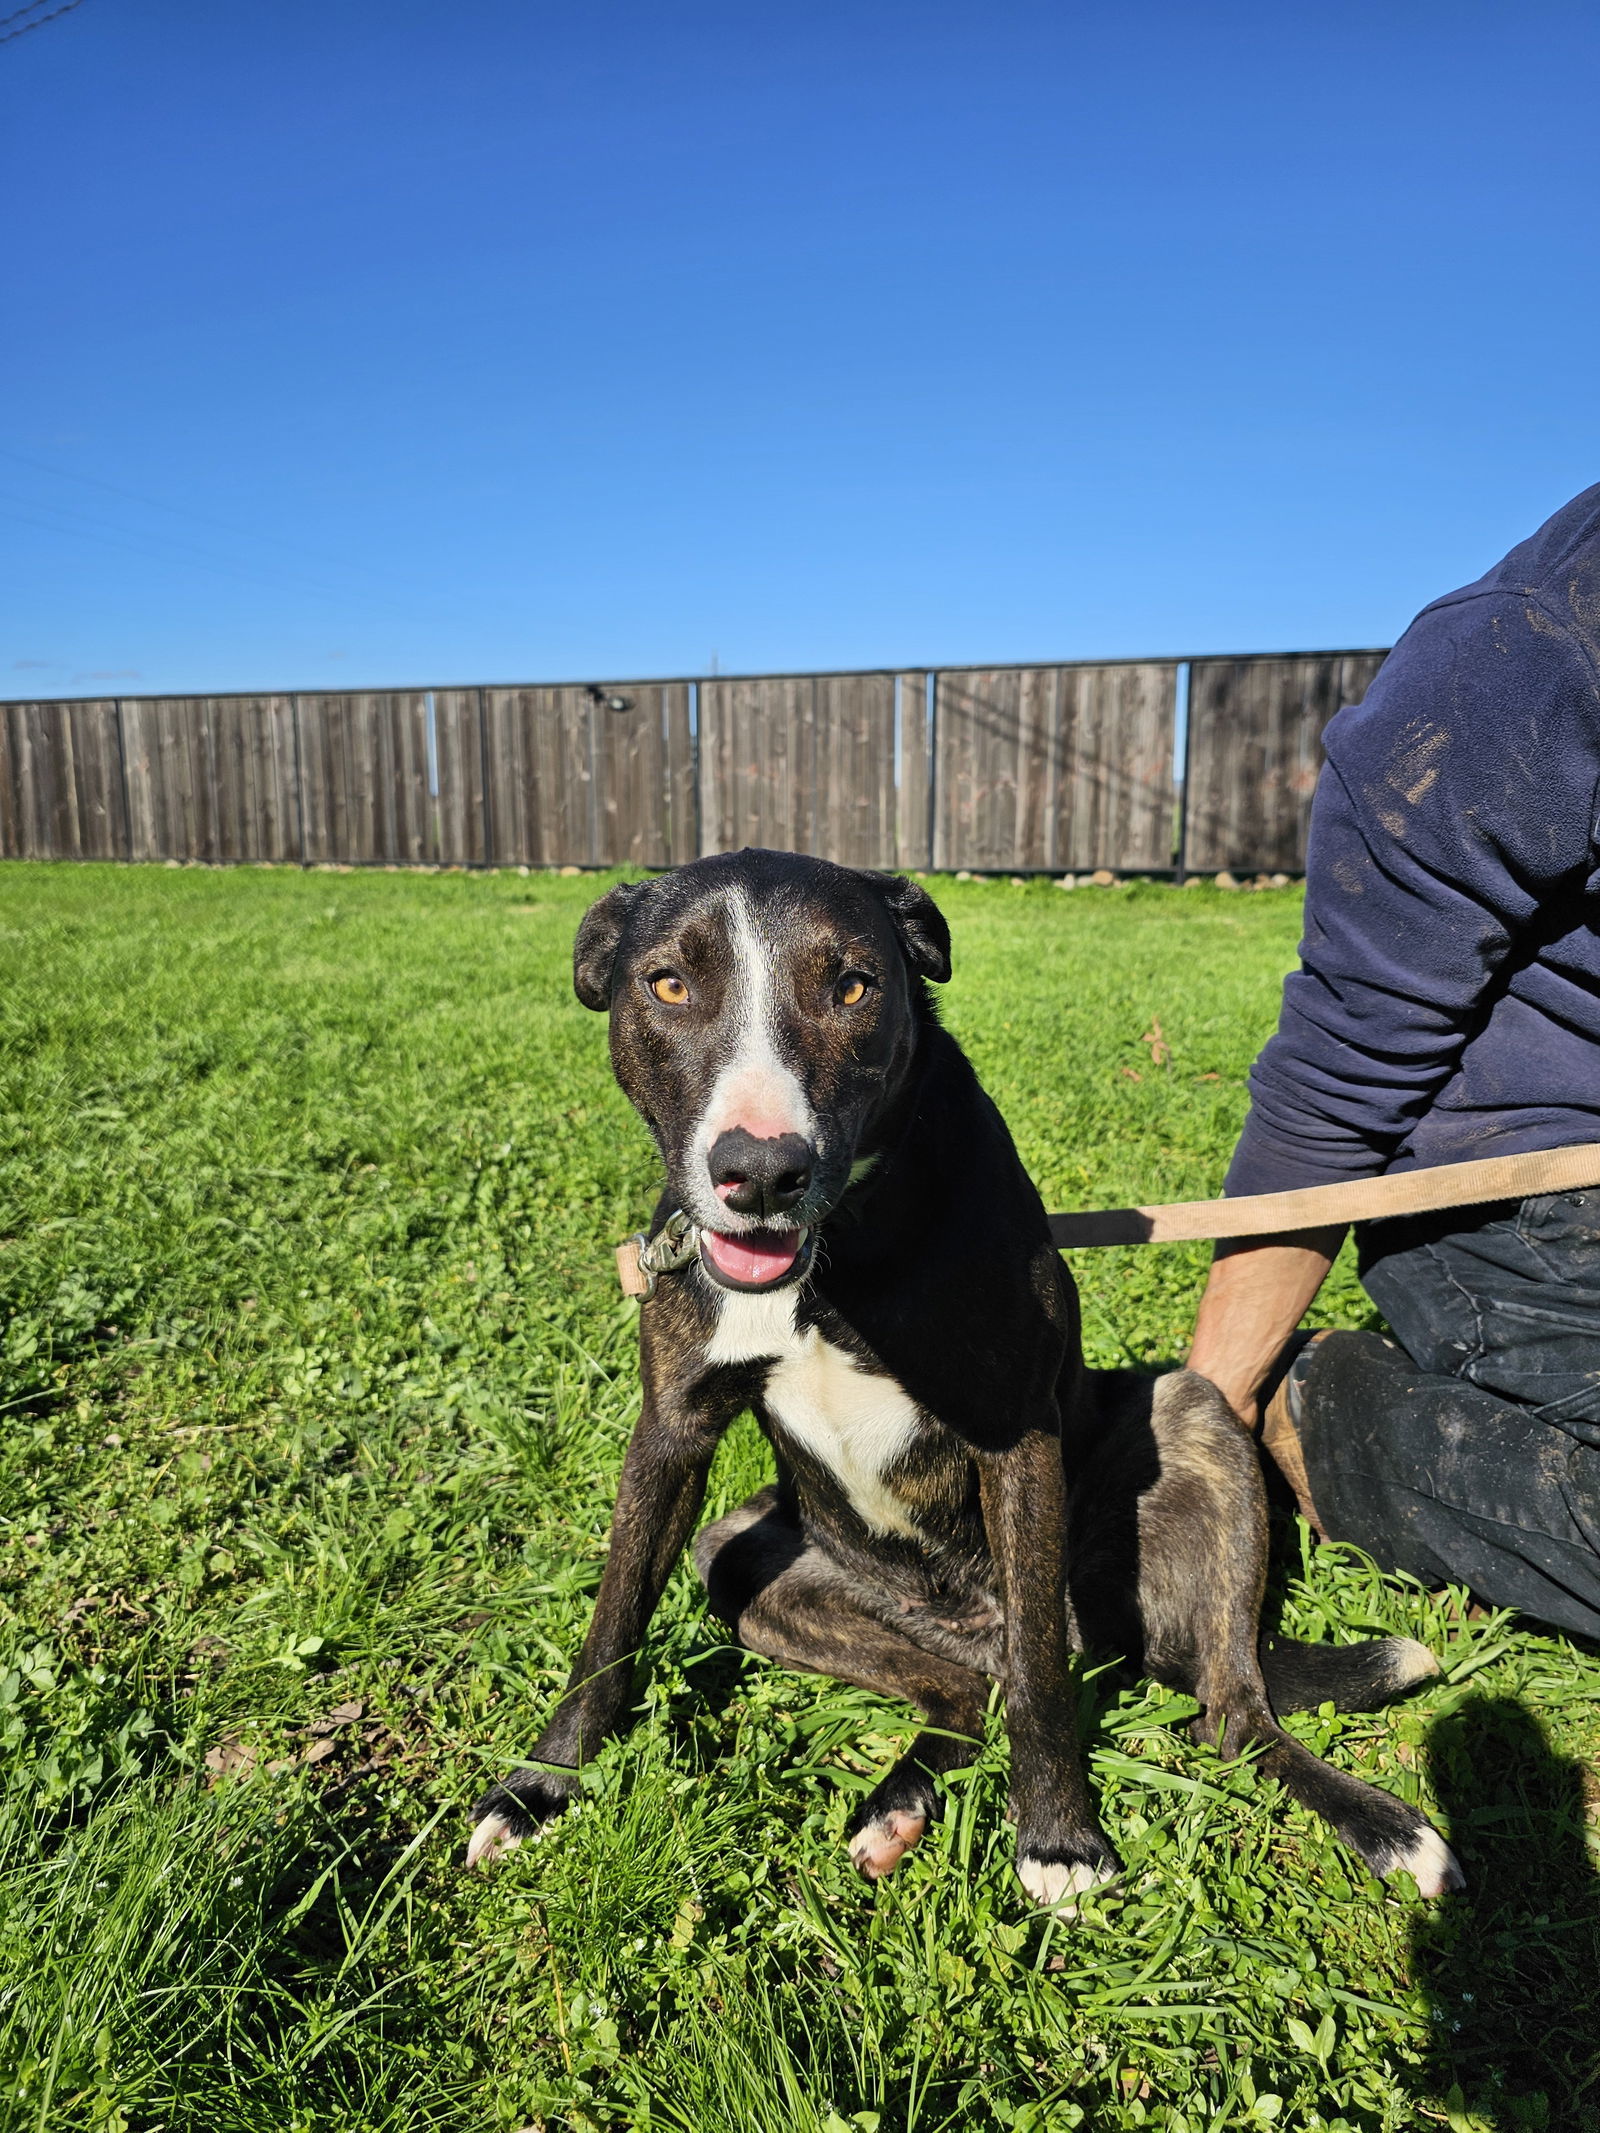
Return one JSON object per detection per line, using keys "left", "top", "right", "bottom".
{"left": 616, "top": 1142, "right": 1600, "bottom": 1293}
{"left": 1046, "top": 1141, "right": 1600, "bottom": 1248}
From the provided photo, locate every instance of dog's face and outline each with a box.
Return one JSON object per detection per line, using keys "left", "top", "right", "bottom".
{"left": 573, "top": 850, "right": 950, "bottom": 1291}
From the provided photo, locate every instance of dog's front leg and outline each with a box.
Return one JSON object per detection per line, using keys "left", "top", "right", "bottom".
{"left": 979, "top": 1422, "right": 1120, "bottom": 1909}
{"left": 467, "top": 1383, "right": 724, "bottom": 1866}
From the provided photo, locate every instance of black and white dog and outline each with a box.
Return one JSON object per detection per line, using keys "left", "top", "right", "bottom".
{"left": 468, "top": 849, "right": 1461, "bottom": 1904}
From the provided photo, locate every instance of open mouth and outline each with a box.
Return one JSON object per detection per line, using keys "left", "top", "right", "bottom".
{"left": 699, "top": 1225, "right": 812, "bottom": 1292}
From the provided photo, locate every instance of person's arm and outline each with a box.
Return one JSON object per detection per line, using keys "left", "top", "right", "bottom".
{"left": 1186, "top": 1227, "right": 1344, "bottom": 1422}
{"left": 1191, "top": 589, "right": 1600, "bottom": 1415}
{"left": 1224, "top": 591, "right": 1600, "bottom": 1199}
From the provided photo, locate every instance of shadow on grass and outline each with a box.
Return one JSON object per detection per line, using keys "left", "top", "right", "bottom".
{"left": 1413, "top": 1693, "right": 1600, "bottom": 2132}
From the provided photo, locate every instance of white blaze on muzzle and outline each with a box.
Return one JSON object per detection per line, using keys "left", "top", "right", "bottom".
{"left": 693, "top": 890, "right": 817, "bottom": 1208}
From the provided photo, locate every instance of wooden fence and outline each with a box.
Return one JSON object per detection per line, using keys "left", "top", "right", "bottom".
{"left": 1180, "top": 652, "right": 1390, "bottom": 875}
{"left": 0, "top": 649, "right": 1391, "bottom": 875}
{"left": 932, "top": 664, "right": 1178, "bottom": 873}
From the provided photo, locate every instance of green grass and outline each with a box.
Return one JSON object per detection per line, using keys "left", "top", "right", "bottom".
{"left": 0, "top": 861, "right": 1596, "bottom": 2133}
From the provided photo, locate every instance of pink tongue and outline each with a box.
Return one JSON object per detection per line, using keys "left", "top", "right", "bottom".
{"left": 702, "top": 1228, "right": 803, "bottom": 1286}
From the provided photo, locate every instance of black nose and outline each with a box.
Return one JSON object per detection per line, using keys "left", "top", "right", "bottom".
{"left": 707, "top": 1129, "right": 813, "bottom": 1219}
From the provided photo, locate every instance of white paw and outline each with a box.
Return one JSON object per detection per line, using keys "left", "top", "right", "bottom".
{"left": 1017, "top": 1853, "right": 1118, "bottom": 1912}
{"left": 465, "top": 1812, "right": 524, "bottom": 1870}
{"left": 848, "top": 1808, "right": 927, "bottom": 1881}
{"left": 1386, "top": 1826, "right": 1465, "bottom": 1898}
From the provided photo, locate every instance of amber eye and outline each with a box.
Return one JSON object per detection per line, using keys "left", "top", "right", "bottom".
{"left": 650, "top": 972, "right": 689, "bottom": 1005}
{"left": 836, "top": 973, "right": 871, "bottom": 1007}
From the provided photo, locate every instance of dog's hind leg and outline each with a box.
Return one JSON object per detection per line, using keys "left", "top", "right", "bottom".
{"left": 1070, "top": 1370, "right": 1463, "bottom": 1897}
{"left": 694, "top": 1489, "right": 989, "bottom": 1882}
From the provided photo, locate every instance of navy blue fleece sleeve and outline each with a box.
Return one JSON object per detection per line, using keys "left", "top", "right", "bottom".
{"left": 1225, "top": 592, "right": 1600, "bottom": 1194}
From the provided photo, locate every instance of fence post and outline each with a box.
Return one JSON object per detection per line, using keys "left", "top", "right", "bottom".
{"left": 111, "top": 698, "right": 131, "bottom": 862}
{"left": 925, "top": 672, "right": 939, "bottom": 871}
{"left": 288, "top": 694, "right": 306, "bottom": 866}
{"left": 1173, "top": 661, "right": 1193, "bottom": 884}
{"left": 691, "top": 681, "right": 704, "bottom": 858}
{"left": 476, "top": 686, "right": 492, "bottom": 866}
{"left": 808, "top": 674, "right": 819, "bottom": 855}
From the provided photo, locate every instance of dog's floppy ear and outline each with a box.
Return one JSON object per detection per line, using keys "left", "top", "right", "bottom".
{"left": 872, "top": 872, "right": 952, "bottom": 984}
{"left": 573, "top": 880, "right": 647, "bottom": 1010}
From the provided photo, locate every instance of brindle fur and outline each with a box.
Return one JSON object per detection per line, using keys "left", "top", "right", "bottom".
{"left": 469, "top": 850, "right": 1456, "bottom": 1901}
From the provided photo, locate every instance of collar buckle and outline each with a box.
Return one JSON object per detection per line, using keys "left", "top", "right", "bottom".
{"left": 615, "top": 1207, "right": 700, "bottom": 1299}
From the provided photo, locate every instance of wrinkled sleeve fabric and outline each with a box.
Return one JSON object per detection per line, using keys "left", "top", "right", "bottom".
{"left": 1224, "top": 593, "right": 1600, "bottom": 1195}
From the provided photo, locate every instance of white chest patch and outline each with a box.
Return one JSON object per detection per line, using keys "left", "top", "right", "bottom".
{"left": 705, "top": 1288, "right": 923, "bottom": 1539}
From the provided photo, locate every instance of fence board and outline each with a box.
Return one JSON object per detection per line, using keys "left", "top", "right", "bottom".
{"left": 486, "top": 695, "right": 535, "bottom": 870}
{"left": 934, "top": 663, "right": 1177, "bottom": 871}
{"left": 0, "top": 706, "right": 16, "bottom": 858}
{"left": 1054, "top": 663, "right": 1178, "bottom": 871}
{"left": 596, "top": 686, "right": 650, "bottom": 865}
{"left": 816, "top": 674, "right": 897, "bottom": 867}
{"left": 117, "top": 700, "right": 154, "bottom": 859}
{"left": 123, "top": 698, "right": 276, "bottom": 862}
{"left": 894, "top": 673, "right": 930, "bottom": 871}
{"left": 594, "top": 691, "right": 640, "bottom": 863}
{"left": 295, "top": 693, "right": 432, "bottom": 864}
{"left": 700, "top": 676, "right": 813, "bottom": 855}
{"left": 482, "top": 687, "right": 596, "bottom": 866}
{"left": 432, "top": 689, "right": 488, "bottom": 865}
{"left": 590, "top": 682, "right": 696, "bottom": 866}
{"left": 1015, "top": 667, "right": 1055, "bottom": 867}
{"left": 19, "top": 699, "right": 88, "bottom": 858}
{"left": 211, "top": 704, "right": 246, "bottom": 860}
{"left": 708, "top": 669, "right": 921, "bottom": 861}
{"left": 933, "top": 669, "right": 1020, "bottom": 870}
{"left": 124, "top": 698, "right": 204, "bottom": 860}
{"left": 667, "top": 684, "right": 697, "bottom": 865}
{"left": 383, "top": 693, "right": 435, "bottom": 863}
{"left": 482, "top": 689, "right": 538, "bottom": 866}
{"left": 0, "top": 700, "right": 126, "bottom": 859}
{"left": 193, "top": 697, "right": 296, "bottom": 862}
{"left": 482, "top": 689, "right": 540, "bottom": 865}
{"left": 215, "top": 697, "right": 297, "bottom": 861}
{"left": 1184, "top": 652, "right": 1389, "bottom": 875}
{"left": 292, "top": 694, "right": 344, "bottom": 862}
{"left": 69, "top": 701, "right": 128, "bottom": 858}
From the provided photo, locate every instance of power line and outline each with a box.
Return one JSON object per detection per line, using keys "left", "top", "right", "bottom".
{"left": 1, "top": 485, "right": 370, "bottom": 604}
{"left": 0, "top": 484, "right": 452, "bottom": 627}
{"left": 0, "top": 0, "right": 85, "bottom": 47}
{"left": 0, "top": 497, "right": 368, "bottom": 607}
{"left": 0, "top": 446, "right": 408, "bottom": 595}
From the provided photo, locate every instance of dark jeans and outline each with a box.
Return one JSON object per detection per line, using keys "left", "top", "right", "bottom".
{"left": 1299, "top": 1190, "right": 1600, "bottom": 1641}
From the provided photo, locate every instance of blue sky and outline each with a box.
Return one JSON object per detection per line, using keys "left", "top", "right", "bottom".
{"left": 5, "top": 0, "right": 1599, "bottom": 696}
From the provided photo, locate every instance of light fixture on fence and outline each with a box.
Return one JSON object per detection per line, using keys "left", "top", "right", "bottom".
{"left": 584, "top": 685, "right": 635, "bottom": 714}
